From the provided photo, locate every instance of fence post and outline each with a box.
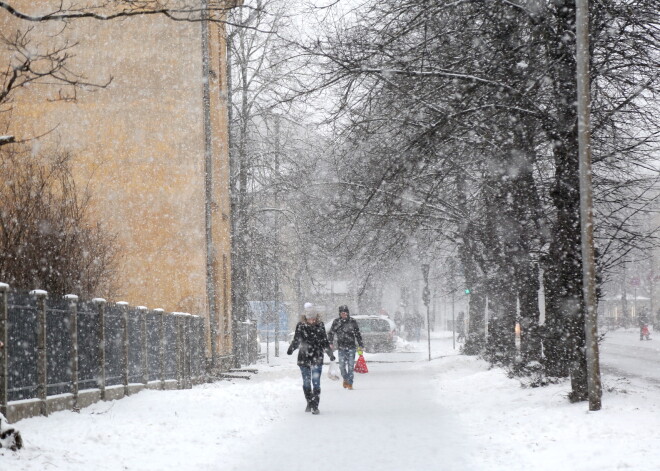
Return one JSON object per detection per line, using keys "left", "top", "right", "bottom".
{"left": 31, "top": 289, "right": 48, "bottom": 416}
{"left": 93, "top": 298, "right": 107, "bottom": 400}
{"left": 178, "top": 313, "right": 183, "bottom": 388}
{"left": 65, "top": 294, "right": 79, "bottom": 409}
{"left": 154, "top": 308, "right": 165, "bottom": 390}
{"left": 137, "top": 306, "right": 148, "bottom": 386}
{"left": 184, "top": 313, "right": 192, "bottom": 389}
{"left": 191, "top": 315, "right": 200, "bottom": 384}
{"left": 174, "top": 313, "right": 184, "bottom": 389}
{"left": 116, "top": 301, "right": 129, "bottom": 395}
{"left": 0, "top": 283, "right": 8, "bottom": 417}
{"left": 249, "top": 322, "right": 257, "bottom": 365}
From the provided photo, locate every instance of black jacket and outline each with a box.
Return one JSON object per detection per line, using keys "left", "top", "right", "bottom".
{"left": 328, "top": 316, "right": 363, "bottom": 350}
{"left": 288, "top": 321, "right": 333, "bottom": 366}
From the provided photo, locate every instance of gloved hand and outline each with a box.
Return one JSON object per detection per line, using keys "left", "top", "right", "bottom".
{"left": 287, "top": 346, "right": 294, "bottom": 355}
{"left": 357, "top": 347, "right": 363, "bottom": 356}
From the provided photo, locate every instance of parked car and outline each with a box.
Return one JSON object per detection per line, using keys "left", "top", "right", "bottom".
{"left": 351, "top": 315, "right": 397, "bottom": 353}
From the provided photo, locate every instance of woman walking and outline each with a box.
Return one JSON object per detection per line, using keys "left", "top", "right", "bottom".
{"left": 287, "top": 309, "right": 335, "bottom": 415}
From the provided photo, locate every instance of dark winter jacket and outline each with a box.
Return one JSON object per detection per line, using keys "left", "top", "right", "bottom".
{"left": 287, "top": 321, "right": 334, "bottom": 366}
{"left": 328, "top": 316, "right": 364, "bottom": 350}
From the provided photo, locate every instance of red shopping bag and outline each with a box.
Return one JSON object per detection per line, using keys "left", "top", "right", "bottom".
{"left": 354, "top": 354, "right": 369, "bottom": 374}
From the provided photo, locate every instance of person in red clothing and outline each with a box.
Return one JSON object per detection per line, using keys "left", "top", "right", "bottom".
{"left": 638, "top": 310, "right": 651, "bottom": 341}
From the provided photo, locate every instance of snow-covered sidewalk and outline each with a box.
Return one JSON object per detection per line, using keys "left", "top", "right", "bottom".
{"left": 223, "top": 357, "right": 474, "bottom": 471}
{"left": 1, "top": 333, "right": 659, "bottom": 470}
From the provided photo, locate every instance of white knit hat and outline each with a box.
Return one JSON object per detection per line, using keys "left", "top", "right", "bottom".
{"left": 304, "top": 302, "right": 314, "bottom": 311}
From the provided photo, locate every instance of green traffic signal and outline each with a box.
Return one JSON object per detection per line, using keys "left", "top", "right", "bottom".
{"left": 464, "top": 288, "right": 471, "bottom": 294}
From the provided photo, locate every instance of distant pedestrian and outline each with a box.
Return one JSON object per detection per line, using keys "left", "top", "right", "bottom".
{"left": 394, "top": 311, "right": 403, "bottom": 331}
{"left": 404, "top": 314, "right": 414, "bottom": 341}
{"left": 456, "top": 311, "right": 466, "bottom": 342}
{"left": 638, "top": 310, "right": 651, "bottom": 341}
{"left": 411, "top": 312, "right": 423, "bottom": 342}
{"left": 287, "top": 310, "right": 335, "bottom": 415}
{"left": 328, "top": 305, "right": 364, "bottom": 390}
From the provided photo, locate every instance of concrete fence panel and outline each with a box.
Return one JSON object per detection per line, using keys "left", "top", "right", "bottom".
{"left": 0, "top": 285, "right": 209, "bottom": 422}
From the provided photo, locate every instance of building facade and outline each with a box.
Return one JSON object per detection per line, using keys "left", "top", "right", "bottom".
{"left": 0, "top": 2, "right": 236, "bottom": 364}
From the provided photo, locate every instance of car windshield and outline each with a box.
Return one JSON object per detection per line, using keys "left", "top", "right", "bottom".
{"left": 356, "top": 318, "right": 390, "bottom": 333}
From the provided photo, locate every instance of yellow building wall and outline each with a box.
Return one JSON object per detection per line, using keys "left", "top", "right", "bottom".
{"left": 0, "top": 3, "right": 233, "bottom": 358}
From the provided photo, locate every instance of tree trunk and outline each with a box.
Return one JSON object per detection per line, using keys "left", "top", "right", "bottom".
{"left": 541, "top": 0, "right": 588, "bottom": 400}
{"left": 456, "top": 175, "right": 486, "bottom": 355}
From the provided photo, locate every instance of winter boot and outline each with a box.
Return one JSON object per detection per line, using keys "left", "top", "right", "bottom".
{"left": 303, "top": 387, "right": 313, "bottom": 413}
{"left": 311, "top": 388, "right": 321, "bottom": 415}
{"left": 342, "top": 380, "right": 348, "bottom": 389}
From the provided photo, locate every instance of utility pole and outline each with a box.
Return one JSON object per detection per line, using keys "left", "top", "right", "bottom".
{"left": 273, "top": 113, "right": 282, "bottom": 357}
{"left": 621, "top": 261, "right": 628, "bottom": 325}
{"left": 576, "top": 0, "right": 602, "bottom": 411}
{"left": 452, "top": 290, "right": 455, "bottom": 350}
{"left": 431, "top": 287, "right": 437, "bottom": 332}
{"left": 422, "top": 264, "right": 431, "bottom": 361}
{"left": 650, "top": 268, "right": 656, "bottom": 326}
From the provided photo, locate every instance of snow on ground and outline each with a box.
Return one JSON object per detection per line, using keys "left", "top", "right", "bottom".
{"left": 1, "top": 331, "right": 658, "bottom": 471}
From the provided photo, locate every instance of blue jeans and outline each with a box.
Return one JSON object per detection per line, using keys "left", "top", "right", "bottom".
{"left": 299, "top": 364, "right": 323, "bottom": 391}
{"left": 338, "top": 348, "right": 356, "bottom": 385}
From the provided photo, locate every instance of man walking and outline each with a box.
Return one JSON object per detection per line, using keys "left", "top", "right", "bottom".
{"left": 328, "top": 305, "right": 364, "bottom": 390}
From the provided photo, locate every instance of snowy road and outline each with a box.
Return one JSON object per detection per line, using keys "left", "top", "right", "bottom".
{"left": 600, "top": 327, "right": 660, "bottom": 386}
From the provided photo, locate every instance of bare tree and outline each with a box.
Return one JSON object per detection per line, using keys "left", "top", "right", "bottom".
{"left": 0, "top": 145, "right": 118, "bottom": 297}
{"left": 227, "top": 0, "right": 322, "bottom": 329}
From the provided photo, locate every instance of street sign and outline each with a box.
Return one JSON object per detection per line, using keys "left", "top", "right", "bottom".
{"left": 629, "top": 277, "right": 641, "bottom": 287}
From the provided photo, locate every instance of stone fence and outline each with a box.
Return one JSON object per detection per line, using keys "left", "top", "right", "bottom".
{"left": 0, "top": 283, "right": 207, "bottom": 423}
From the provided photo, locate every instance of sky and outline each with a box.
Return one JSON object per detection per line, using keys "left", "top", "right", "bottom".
{"left": 1, "top": 328, "right": 658, "bottom": 471}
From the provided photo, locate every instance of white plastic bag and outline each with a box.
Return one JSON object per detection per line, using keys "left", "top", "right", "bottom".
{"left": 327, "top": 360, "right": 340, "bottom": 381}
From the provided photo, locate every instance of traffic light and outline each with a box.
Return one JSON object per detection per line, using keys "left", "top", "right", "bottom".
{"left": 422, "top": 287, "right": 431, "bottom": 306}
{"left": 464, "top": 288, "right": 471, "bottom": 295}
